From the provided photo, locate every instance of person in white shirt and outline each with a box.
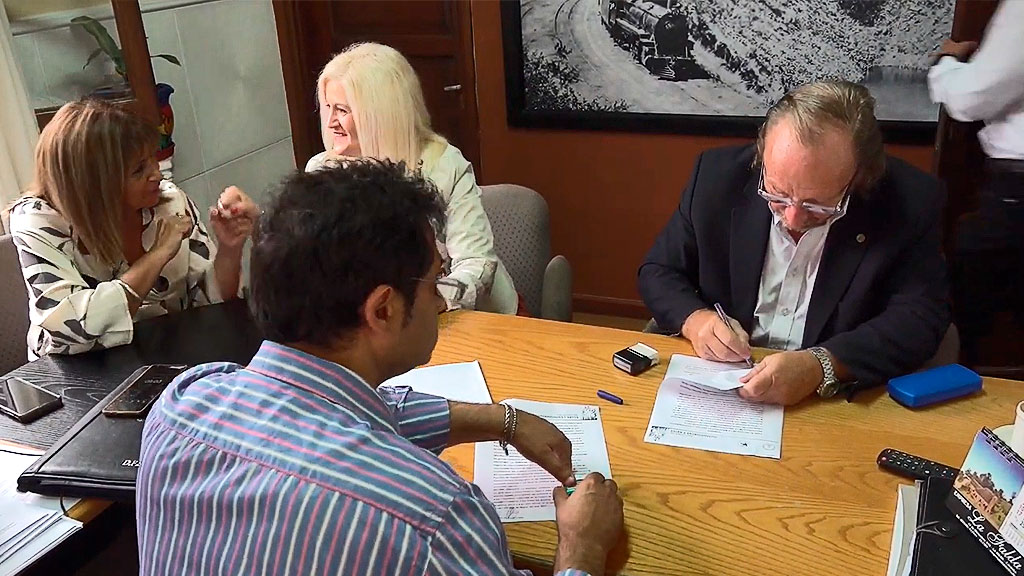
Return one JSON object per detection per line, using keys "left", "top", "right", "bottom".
{"left": 928, "top": 1, "right": 1024, "bottom": 365}
{"left": 8, "top": 99, "right": 259, "bottom": 359}
{"left": 639, "top": 81, "right": 950, "bottom": 405}
{"left": 305, "top": 42, "right": 518, "bottom": 314}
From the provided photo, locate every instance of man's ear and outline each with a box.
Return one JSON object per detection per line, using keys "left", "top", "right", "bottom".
{"left": 362, "top": 284, "right": 403, "bottom": 335}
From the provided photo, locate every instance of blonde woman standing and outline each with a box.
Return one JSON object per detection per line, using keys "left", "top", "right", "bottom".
{"left": 8, "top": 99, "right": 259, "bottom": 358}
{"left": 306, "top": 42, "right": 518, "bottom": 314}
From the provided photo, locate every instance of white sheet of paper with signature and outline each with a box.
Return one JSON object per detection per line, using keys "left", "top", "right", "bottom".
{"left": 474, "top": 399, "right": 612, "bottom": 523}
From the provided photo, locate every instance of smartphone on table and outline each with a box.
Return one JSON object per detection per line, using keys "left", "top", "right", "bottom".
{"left": 102, "top": 364, "right": 189, "bottom": 418}
{"left": 0, "top": 377, "right": 63, "bottom": 423}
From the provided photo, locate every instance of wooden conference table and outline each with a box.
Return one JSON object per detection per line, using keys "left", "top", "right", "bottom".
{"left": 431, "top": 311, "right": 1021, "bottom": 576}
{"left": 2, "top": 302, "right": 1020, "bottom": 575}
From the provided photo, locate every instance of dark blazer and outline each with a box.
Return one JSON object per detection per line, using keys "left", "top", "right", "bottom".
{"left": 638, "top": 145, "right": 951, "bottom": 385}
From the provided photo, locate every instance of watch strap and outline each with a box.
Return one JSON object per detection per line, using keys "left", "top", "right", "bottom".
{"left": 808, "top": 347, "right": 839, "bottom": 397}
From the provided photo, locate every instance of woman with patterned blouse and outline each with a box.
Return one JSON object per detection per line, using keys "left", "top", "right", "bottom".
{"left": 8, "top": 99, "right": 259, "bottom": 359}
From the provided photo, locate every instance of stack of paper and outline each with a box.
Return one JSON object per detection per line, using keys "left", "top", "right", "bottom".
{"left": 643, "top": 354, "right": 784, "bottom": 459}
{"left": 380, "top": 361, "right": 493, "bottom": 404}
{"left": 887, "top": 482, "right": 921, "bottom": 576}
{"left": 0, "top": 449, "right": 83, "bottom": 575}
{"left": 474, "top": 399, "right": 613, "bottom": 522}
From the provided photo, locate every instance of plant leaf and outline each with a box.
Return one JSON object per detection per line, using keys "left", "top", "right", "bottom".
{"left": 83, "top": 48, "right": 104, "bottom": 70}
{"left": 152, "top": 54, "right": 181, "bottom": 66}
{"left": 70, "top": 15, "right": 121, "bottom": 62}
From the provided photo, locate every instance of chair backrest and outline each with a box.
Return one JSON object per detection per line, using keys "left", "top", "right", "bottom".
{"left": 920, "top": 323, "right": 961, "bottom": 371}
{"left": 0, "top": 234, "right": 30, "bottom": 373}
{"left": 478, "top": 184, "right": 550, "bottom": 316}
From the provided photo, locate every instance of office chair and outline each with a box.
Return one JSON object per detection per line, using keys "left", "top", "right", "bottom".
{"left": 0, "top": 234, "right": 30, "bottom": 373}
{"left": 479, "top": 184, "right": 572, "bottom": 321}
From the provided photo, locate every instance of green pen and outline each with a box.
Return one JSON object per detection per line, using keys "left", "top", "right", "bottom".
{"left": 565, "top": 474, "right": 584, "bottom": 495}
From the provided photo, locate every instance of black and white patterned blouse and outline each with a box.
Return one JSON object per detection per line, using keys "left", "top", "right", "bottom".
{"left": 9, "top": 181, "right": 222, "bottom": 359}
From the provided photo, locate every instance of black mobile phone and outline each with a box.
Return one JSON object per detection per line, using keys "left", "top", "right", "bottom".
{"left": 0, "top": 377, "right": 62, "bottom": 423}
{"left": 102, "top": 364, "right": 188, "bottom": 418}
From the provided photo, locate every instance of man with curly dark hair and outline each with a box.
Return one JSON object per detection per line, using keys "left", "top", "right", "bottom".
{"left": 136, "top": 160, "right": 623, "bottom": 576}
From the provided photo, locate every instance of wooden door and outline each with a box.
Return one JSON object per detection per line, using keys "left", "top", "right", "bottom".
{"left": 273, "top": 0, "right": 481, "bottom": 171}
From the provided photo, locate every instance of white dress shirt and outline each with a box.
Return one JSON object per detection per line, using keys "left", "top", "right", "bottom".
{"left": 750, "top": 207, "right": 846, "bottom": 350}
{"left": 305, "top": 140, "right": 518, "bottom": 314}
{"left": 928, "top": 1, "right": 1024, "bottom": 159}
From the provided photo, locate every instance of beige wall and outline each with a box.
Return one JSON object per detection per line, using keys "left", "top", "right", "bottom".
{"left": 3, "top": 0, "right": 108, "bottom": 22}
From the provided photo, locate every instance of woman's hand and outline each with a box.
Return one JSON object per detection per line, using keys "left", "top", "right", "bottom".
{"left": 151, "top": 213, "right": 193, "bottom": 263}
{"left": 210, "top": 186, "right": 259, "bottom": 250}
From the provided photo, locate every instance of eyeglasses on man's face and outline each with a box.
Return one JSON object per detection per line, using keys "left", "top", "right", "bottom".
{"left": 757, "top": 167, "right": 852, "bottom": 218}
{"left": 415, "top": 275, "right": 467, "bottom": 304}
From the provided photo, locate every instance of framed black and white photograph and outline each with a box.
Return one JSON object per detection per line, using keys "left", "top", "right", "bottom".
{"left": 501, "top": 0, "right": 955, "bottom": 141}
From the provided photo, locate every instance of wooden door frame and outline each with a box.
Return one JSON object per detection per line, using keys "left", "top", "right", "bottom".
{"left": 272, "top": 0, "right": 333, "bottom": 168}
{"left": 272, "top": 0, "right": 482, "bottom": 173}
{"left": 452, "top": 0, "right": 481, "bottom": 172}
{"left": 112, "top": 0, "right": 158, "bottom": 124}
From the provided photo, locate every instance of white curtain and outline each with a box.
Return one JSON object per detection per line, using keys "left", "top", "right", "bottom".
{"left": 0, "top": 1, "right": 38, "bottom": 233}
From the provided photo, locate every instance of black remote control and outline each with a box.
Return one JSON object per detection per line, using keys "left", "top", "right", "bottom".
{"left": 877, "top": 448, "right": 960, "bottom": 481}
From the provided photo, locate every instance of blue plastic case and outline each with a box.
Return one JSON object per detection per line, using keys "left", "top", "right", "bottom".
{"left": 887, "top": 364, "right": 982, "bottom": 408}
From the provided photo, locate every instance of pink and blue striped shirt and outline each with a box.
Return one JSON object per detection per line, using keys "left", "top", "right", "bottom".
{"left": 136, "top": 341, "right": 588, "bottom": 575}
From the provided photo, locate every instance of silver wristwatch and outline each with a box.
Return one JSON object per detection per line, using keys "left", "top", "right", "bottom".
{"left": 808, "top": 347, "right": 841, "bottom": 398}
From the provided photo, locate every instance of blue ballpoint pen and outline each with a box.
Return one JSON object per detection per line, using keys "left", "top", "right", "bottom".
{"left": 713, "top": 303, "right": 754, "bottom": 368}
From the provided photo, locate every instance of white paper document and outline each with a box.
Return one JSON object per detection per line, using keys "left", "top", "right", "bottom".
{"left": 380, "top": 361, "right": 492, "bottom": 404}
{"left": 0, "top": 505, "right": 50, "bottom": 559}
{"left": 664, "top": 354, "right": 749, "bottom": 391}
{"left": 0, "top": 449, "right": 82, "bottom": 576}
{"left": 474, "top": 399, "right": 612, "bottom": 523}
{"left": 886, "top": 482, "right": 921, "bottom": 576}
{"left": 644, "top": 379, "right": 784, "bottom": 459}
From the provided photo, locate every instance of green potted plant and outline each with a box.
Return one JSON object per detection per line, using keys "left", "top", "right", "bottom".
{"left": 71, "top": 15, "right": 181, "bottom": 98}
{"left": 72, "top": 15, "right": 182, "bottom": 160}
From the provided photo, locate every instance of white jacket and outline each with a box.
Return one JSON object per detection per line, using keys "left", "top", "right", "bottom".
{"left": 305, "top": 141, "right": 518, "bottom": 314}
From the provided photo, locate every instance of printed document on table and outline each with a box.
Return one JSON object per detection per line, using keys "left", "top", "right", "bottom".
{"left": 664, "top": 354, "right": 749, "bottom": 391}
{"left": 380, "top": 361, "right": 492, "bottom": 404}
{"left": 644, "top": 379, "right": 784, "bottom": 459}
{"left": 0, "top": 449, "right": 82, "bottom": 576}
{"left": 474, "top": 399, "right": 612, "bottom": 523}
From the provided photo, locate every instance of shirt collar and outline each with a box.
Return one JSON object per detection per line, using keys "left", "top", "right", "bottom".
{"left": 245, "top": 340, "right": 399, "bottom": 434}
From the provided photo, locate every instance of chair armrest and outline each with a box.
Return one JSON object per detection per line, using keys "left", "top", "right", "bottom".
{"left": 541, "top": 255, "right": 572, "bottom": 322}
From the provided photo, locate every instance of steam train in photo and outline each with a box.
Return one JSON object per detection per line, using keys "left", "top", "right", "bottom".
{"left": 597, "top": 0, "right": 703, "bottom": 81}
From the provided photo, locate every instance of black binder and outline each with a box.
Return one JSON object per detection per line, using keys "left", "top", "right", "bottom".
{"left": 912, "top": 476, "right": 1005, "bottom": 576}
{"left": 17, "top": 369, "right": 151, "bottom": 502}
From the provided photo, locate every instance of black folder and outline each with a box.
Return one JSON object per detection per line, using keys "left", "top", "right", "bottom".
{"left": 17, "top": 368, "right": 151, "bottom": 502}
{"left": 912, "top": 476, "right": 1005, "bottom": 576}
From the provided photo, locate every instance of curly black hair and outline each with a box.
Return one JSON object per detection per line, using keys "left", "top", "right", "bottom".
{"left": 249, "top": 159, "right": 446, "bottom": 346}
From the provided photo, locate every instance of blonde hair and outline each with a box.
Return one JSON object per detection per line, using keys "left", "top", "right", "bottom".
{"left": 26, "top": 99, "right": 158, "bottom": 266}
{"left": 316, "top": 42, "right": 441, "bottom": 167}
{"left": 755, "top": 80, "right": 885, "bottom": 194}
